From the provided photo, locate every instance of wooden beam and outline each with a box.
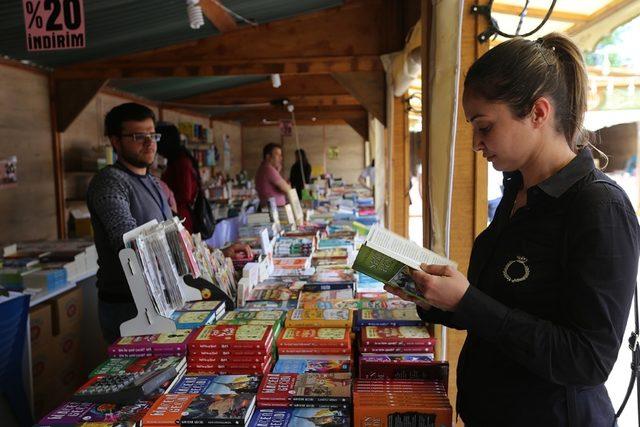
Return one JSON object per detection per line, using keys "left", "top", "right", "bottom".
{"left": 54, "top": 0, "right": 388, "bottom": 79}
{"left": 213, "top": 106, "right": 367, "bottom": 122}
{"left": 175, "top": 74, "right": 350, "bottom": 103}
{"left": 48, "top": 76, "right": 66, "bottom": 238}
{"left": 389, "top": 95, "right": 410, "bottom": 237}
{"left": 491, "top": 4, "right": 589, "bottom": 23}
{"left": 200, "top": 0, "right": 238, "bottom": 32}
{"left": 344, "top": 115, "right": 369, "bottom": 140}
{"left": 168, "top": 95, "right": 360, "bottom": 108}
{"left": 332, "top": 71, "right": 386, "bottom": 125}
{"left": 54, "top": 79, "right": 107, "bottom": 132}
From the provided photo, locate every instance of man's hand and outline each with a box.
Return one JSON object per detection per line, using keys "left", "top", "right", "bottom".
{"left": 221, "top": 243, "right": 253, "bottom": 259}
{"left": 383, "top": 284, "right": 431, "bottom": 310}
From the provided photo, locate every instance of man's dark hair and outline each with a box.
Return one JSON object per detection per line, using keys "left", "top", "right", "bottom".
{"left": 104, "top": 102, "right": 156, "bottom": 137}
{"left": 263, "top": 143, "right": 282, "bottom": 160}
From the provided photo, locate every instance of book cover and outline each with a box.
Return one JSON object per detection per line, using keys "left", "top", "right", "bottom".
{"left": 221, "top": 310, "right": 286, "bottom": 322}
{"left": 143, "top": 393, "right": 256, "bottom": 426}
{"left": 277, "top": 347, "right": 352, "bottom": 355}
{"left": 39, "top": 399, "right": 152, "bottom": 425}
{"left": 360, "top": 326, "right": 435, "bottom": 347}
{"left": 285, "top": 309, "right": 353, "bottom": 328}
{"left": 248, "top": 288, "right": 299, "bottom": 302}
{"left": 171, "top": 375, "right": 262, "bottom": 395}
{"left": 277, "top": 328, "right": 350, "bottom": 348}
{"left": 190, "top": 324, "right": 273, "bottom": 349}
{"left": 360, "top": 345, "right": 434, "bottom": 354}
{"left": 240, "top": 300, "right": 298, "bottom": 311}
{"left": 182, "top": 300, "right": 224, "bottom": 312}
{"left": 356, "top": 308, "right": 423, "bottom": 327}
{"left": 188, "top": 354, "right": 270, "bottom": 364}
{"left": 272, "top": 257, "right": 311, "bottom": 269}
{"left": 273, "top": 359, "right": 351, "bottom": 374}
{"left": 296, "top": 299, "right": 362, "bottom": 310}
{"left": 257, "top": 373, "right": 351, "bottom": 405}
{"left": 171, "top": 310, "right": 217, "bottom": 329}
{"left": 249, "top": 408, "right": 350, "bottom": 427}
{"left": 352, "top": 225, "right": 457, "bottom": 304}
{"left": 108, "top": 330, "right": 195, "bottom": 356}
{"left": 358, "top": 358, "right": 447, "bottom": 382}
{"left": 297, "top": 289, "right": 353, "bottom": 304}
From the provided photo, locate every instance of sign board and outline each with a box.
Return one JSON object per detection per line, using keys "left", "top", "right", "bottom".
{"left": 23, "top": 0, "right": 86, "bottom": 51}
{"left": 279, "top": 120, "right": 292, "bottom": 137}
{"left": 0, "top": 156, "right": 18, "bottom": 189}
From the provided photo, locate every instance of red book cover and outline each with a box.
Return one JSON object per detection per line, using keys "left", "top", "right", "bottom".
{"left": 277, "top": 346, "right": 352, "bottom": 355}
{"left": 189, "top": 324, "right": 273, "bottom": 350}
{"left": 360, "top": 326, "right": 436, "bottom": 347}
{"left": 276, "top": 327, "right": 351, "bottom": 348}
{"left": 187, "top": 358, "right": 272, "bottom": 376}
{"left": 359, "top": 345, "right": 434, "bottom": 354}
{"left": 187, "top": 354, "right": 270, "bottom": 364}
{"left": 257, "top": 373, "right": 351, "bottom": 405}
{"left": 188, "top": 347, "right": 272, "bottom": 357}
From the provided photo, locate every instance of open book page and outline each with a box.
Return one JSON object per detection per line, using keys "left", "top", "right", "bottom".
{"left": 367, "top": 226, "right": 456, "bottom": 269}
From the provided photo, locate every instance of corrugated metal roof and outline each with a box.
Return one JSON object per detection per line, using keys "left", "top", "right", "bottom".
{"left": 108, "top": 75, "right": 269, "bottom": 101}
{"left": 0, "top": 0, "right": 343, "bottom": 69}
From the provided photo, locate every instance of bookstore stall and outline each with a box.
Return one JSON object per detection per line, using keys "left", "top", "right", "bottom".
{"left": 2, "top": 178, "right": 453, "bottom": 426}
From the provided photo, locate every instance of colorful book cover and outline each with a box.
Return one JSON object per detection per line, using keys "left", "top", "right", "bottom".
{"left": 248, "top": 288, "right": 299, "bottom": 302}
{"left": 273, "top": 359, "right": 351, "bottom": 374}
{"left": 108, "top": 330, "right": 195, "bottom": 355}
{"left": 221, "top": 310, "right": 286, "bottom": 322}
{"left": 356, "top": 308, "right": 424, "bottom": 327}
{"left": 88, "top": 357, "right": 137, "bottom": 377}
{"left": 249, "top": 408, "right": 350, "bottom": 427}
{"left": 257, "top": 373, "right": 351, "bottom": 405}
{"left": 296, "top": 299, "right": 362, "bottom": 310}
{"left": 190, "top": 324, "right": 272, "bottom": 349}
{"left": 307, "top": 270, "right": 355, "bottom": 285}
{"left": 170, "top": 374, "right": 262, "bottom": 395}
{"left": 38, "top": 400, "right": 152, "bottom": 425}
{"left": 277, "top": 347, "right": 351, "bottom": 355}
{"left": 359, "top": 298, "right": 416, "bottom": 310}
{"left": 143, "top": 393, "right": 256, "bottom": 425}
{"left": 182, "top": 300, "right": 224, "bottom": 312}
{"left": 277, "top": 328, "right": 350, "bottom": 348}
{"left": 312, "top": 248, "right": 349, "bottom": 260}
{"left": 272, "top": 257, "right": 311, "bottom": 269}
{"left": 240, "top": 300, "right": 298, "bottom": 311}
{"left": 285, "top": 309, "right": 353, "bottom": 328}
{"left": 317, "top": 239, "right": 352, "bottom": 249}
{"left": 297, "top": 289, "right": 353, "bottom": 305}
{"left": 360, "top": 326, "right": 434, "bottom": 346}
{"left": 171, "top": 310, "right": 216, "bottom": 329}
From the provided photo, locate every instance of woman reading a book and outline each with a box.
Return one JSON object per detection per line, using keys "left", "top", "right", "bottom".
{"left": 385, "top": 33, "right": 640, "bottom": 426}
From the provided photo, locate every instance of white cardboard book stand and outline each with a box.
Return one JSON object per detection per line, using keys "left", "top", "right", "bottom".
{"left": 118, "top": 220, "right": 202, "bottom": 337}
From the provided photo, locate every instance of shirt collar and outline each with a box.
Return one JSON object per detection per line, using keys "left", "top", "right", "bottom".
{"left": 537, "top": 147, "right": 595, "bottom": 198}
{"left": 502, "top": 147, "right": 595, "bottom": 198}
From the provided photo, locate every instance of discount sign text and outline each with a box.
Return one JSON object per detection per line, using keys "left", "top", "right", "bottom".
{"left": 22, "top": 0, "right": 86, "bottom": 52}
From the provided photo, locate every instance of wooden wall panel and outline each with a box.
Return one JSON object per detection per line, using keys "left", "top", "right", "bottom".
{"left": 242, "top": 124, "right": 365, "bottom": 184}
{"left": 0, "top": 64, "right": 57, "bottom": 242}
{"left": 389, "top": 95, "right": 410, "bottom": 237}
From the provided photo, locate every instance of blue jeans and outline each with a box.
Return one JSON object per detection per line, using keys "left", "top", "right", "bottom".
{"left": 98, "top": 300, "right": 138, "bottom": 345}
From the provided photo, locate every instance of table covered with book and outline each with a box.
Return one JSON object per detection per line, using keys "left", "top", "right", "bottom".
{"left": 36, "top": 186, "right": 452, "bottom": 427}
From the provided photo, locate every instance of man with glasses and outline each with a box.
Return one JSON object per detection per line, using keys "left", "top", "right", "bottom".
{"left": 87, "top": 102, "right": 172, "bottom": 344}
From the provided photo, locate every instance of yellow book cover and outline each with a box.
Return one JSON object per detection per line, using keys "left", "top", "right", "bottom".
{"left": 285, "top": 309, "right": 353, "bottom": 328}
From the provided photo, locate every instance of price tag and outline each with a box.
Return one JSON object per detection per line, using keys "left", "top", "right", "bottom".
{"left": 22, "top": 0, "right": 86, "bottom": 51}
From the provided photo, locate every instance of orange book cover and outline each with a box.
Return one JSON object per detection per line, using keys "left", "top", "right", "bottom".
{"left": 142, "top": 393, "right": 197, "bottom": 425}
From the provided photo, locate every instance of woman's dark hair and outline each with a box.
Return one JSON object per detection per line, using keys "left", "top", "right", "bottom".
{"left": 156, "top": 122, "right": 199, "bottom": 173}
{"left": 294, "top": 149, "right": 310, "bottom": 166}
{"left": 464, "top": 32, "right": 588, "bottom": 152}
{"left": 104, "top": 102, "right": 156, "bottom": 137}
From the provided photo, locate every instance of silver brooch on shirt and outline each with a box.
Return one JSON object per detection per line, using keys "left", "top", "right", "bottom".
{"left": 503, "top": 256, "right": 530, "bottom": 283}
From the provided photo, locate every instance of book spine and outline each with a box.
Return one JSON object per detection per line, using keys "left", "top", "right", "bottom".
{"left": 277, "top": 347, "right": 352, "bottom": 355}
{"left": 360, "top": 338, "right": 437, "bottom": 347}
{"left": 359, "top": 345, "right": 434, "bottom": 353}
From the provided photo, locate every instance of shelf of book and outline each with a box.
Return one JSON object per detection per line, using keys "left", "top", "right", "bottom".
{"left": 29, "top": 267, "right": 97, "bottom": 308}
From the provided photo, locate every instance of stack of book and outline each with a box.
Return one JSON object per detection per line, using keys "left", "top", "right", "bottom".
{"left": 187, "top": 324, "right": 275, "bottom": 375}
{"left": 170, "top": 300, "right": 225, "bottom": 329}
{"left": 142, "top": 374, "right": 261, "bottom": 426}
{"left": 303, "top": 269, "right": 355, "bottom": 291}
{"left": 296, "top": 289, "right": 354, "bottom": 309}
{"left": 256, "top": 373, "right": 352, "bottom": 409}
{"left": 216, "top": 309, "right": 286, "bottom": 338}
{"left": 359, "top": 326, "right": 436, "bottom": 359}
{"left": 275, "top": 327, "right": 353, "bottom": 373}
{"left": 248, "top": 407, "right": 351, "bottom": 427}
{"left": 353, "top": 379, "right": 452, "bottom": 426}
{"left": 273, "top": 237, "right": 314, "bottom": 258}
{"left": 89, "top": 355, "right": 186, "bottom": 378}
{"left": 311, "top": 247, "right": 349, "bottom": 266}
{"left": 107, "top": 329, "right": 197, "bottom": 358}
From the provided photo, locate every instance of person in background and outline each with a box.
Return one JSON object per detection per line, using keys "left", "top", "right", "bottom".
{"left": 358, "top": 159, "right": 375, "bottom": 190}
{"left": 255, "top": 142, "right": 292, "bottom": 207}
{"left": 386, "top": 33, "right": 639, "bottom": 426}
{"left": 87, "top": 103, "right": 172, "bottom": 344}
{"left": 88, "top": 107, "right": 250, "bottom": 344}
{"left": 156, "top": 123, "right": 199, "bottom": 233}
{"left": 290, "top": 148, "right": 311, "bottom": 199}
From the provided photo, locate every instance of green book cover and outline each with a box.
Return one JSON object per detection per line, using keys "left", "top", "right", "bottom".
{"left": 353, "top": 244, "right": 428, "bottom": 304}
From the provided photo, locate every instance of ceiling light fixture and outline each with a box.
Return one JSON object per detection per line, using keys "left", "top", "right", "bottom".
{"left": 271, "top": 73, "right": 281, "bottom": 88}
{"left": 186, "top": 0, "right": 205, "bottom": 30}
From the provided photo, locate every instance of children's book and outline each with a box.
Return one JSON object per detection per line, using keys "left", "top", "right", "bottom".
{"left": 352, "top": 225, "right": 456, "bottom": 304}
{"left": 248, "top": 408, "right": 350, "bottom": 427}
{"left": 285, "top": 309, "right": 353, "bottom": 328}
{"left": 170, "top": 374, "right": 262, "bottom": 395}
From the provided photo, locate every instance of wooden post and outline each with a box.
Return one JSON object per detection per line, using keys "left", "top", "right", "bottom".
{"left": 48, "top": 76, "right": 66, "bottom": 238}
{"left": 389, "top": 95, "right": 410, "bottom": 237}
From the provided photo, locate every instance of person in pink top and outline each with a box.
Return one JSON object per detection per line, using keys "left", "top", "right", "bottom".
{"left": 255, "top": 143, "right": 292, "bottom": 207}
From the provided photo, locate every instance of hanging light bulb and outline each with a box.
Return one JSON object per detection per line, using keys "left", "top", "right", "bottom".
{"left": 271, "top": 73, "right": 281, "bottom": 88}
{"left": 186, "top": 0, "right": 205, "bottom": 30}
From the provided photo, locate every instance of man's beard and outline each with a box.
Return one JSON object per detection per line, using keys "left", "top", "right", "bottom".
{"left": 121, "top": 150, "right": 154, "bottom": 169}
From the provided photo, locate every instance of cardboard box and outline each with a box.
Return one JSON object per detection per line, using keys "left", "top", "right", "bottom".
{"left": 52, "top": 287, "right": 83, "bottom": 335}
{"left": 29, "top": 303, "right": 53, "bottom": 352}
{"left": 53, "top": 330, "right": 83, "bottom": 368}
{"left": 31, "top": 350, "right": 57, "bottom": 386}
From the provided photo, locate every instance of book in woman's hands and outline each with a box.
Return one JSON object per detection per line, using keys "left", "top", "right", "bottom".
{"left": 352, "top": 225, "right": 457, "bottom": 304}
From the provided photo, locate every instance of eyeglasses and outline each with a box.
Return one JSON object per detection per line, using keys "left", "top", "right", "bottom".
{"left": 120, "top": 133, "right": 161, "bottom": 143}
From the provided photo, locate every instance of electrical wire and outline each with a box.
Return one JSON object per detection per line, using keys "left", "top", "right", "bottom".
{"left": 515, "top": 0, "right": 530, "bottom": 36}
